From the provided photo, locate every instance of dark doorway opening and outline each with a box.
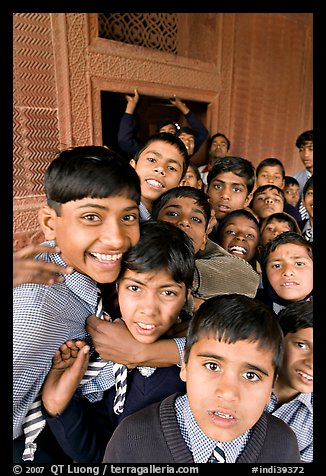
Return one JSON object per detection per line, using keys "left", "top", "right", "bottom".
{"left": 101, "top": 91, "right": 209, "bottom": 164}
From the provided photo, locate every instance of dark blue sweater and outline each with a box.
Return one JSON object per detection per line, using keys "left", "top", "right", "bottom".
{"left": 44, "top": 365, "right": 186, "bottom": 463}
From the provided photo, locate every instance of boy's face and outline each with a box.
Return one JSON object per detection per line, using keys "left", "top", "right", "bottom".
{"left": 299, "top": 141, "right": 313, "bottom": 172}
{"left": 277, "top": 327, "right": 313, "bottom": 398}
{"left": 251, "top": 188, "right": 284, "bottom": 220}
{"left": 208, "top": 136, "right": 229, "bottom": 164}
{"left": 256, "top": 165, "right": 284, "bottom": 189}
{"left": 156, "top": 196, "right": 208, "bottom": 253}
{"left": 178, "top": 132, "right": 195, "bottom": 156}
{"left": 117, "top": 268, "right": 188, "bottom": 344}
{"left": 179, "top": 166, "right": 202, "bottom": 189}
{"left": 261, "top": 219, "right": 292, "bottom": 246}
{"left": 284, "top": 184, "right": 300, "bottom": 207}
{"left": 180, "top": 335, "right": 274, "bottom": 441}
{"left": 39, "top": 196, "right": 140, "bottom": 284}
{"left": 218, "top": 215, "right": 259, "bottom": 262}
{"left": 266, "top": 243, "right": 313, "bottom": 301}
{"left": 130, "top": 140, "right": 185, "bottom": 211}
{"left": 206, "top": 171, "right": 251, "bottom": 222}
{"left": 302, "top": 187, "right": 313, "bottom": 220}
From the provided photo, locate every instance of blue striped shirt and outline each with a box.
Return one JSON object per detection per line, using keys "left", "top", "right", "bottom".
{"left": 175, "top": 394, "right": 250, "bottom": 463}
{"left": 265, "top": 391, "right": 313, "bottom": 462}
{"left": 13, "top": 241, "right": 106, "bottom": 439}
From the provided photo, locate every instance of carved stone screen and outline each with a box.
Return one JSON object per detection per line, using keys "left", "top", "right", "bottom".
{"left": 98, "top": 13, "right": 178, "bottom": 54}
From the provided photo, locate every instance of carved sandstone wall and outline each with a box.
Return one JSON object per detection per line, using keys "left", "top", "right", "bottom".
{"left": 13, "top": 13, "right": 312, "bottom": 250}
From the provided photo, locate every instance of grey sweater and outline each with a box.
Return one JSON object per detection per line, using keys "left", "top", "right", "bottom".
{"left": 103, "top": 393, "right": 301, "bottom": 463}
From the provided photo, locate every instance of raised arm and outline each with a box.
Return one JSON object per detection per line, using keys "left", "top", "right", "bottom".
{"left": 117, "top": 89, "right": 140, "bottom": 156}
{"left": 170, "top": 95, "right": 209, "bottom": 153}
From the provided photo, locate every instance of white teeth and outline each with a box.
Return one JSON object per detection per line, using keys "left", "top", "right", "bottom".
{"left": 91, "top": 252, "right": 122, "bottom": 262}
{"left": 137, "top": 322, "right": 155, "bottom": 330}
{"left": 282, "top": 282, "right": 297, "bottom": 286}
{"left": 146, "top": 179, "right": 163, "bottom": 188}
{"left": 214, "top": 411, "right": 233, "bottom": 419}
{"left": 229, "top": 246, "right": 246, "bottom": 254}
{"left": 298, "top": 370, "right": 313, "bottom": 381}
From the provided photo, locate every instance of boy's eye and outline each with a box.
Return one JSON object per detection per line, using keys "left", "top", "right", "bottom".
{"left": 83, "top": 214, "right": 100, "bottom": 221}
{"left": 226, "top": 229, "right": 236, "bottom": 235}
{"left": 127, "top": 285, "right": 141, "bottom": 292}
{"left": 167, "top": 165, "right": 177, "bottom": 172}
{"left": 296, "top": 341, "right": 308, "bottom": 350}
{"left": 245, "top": 233, "right": 255, "bottom": 239}
{"left": 191, "top": 216, "right": 203, "bottom": 223}
{"left": 147, "top": 157, "right": 156, "bottom": 163}
{"left": 161, "top": 290, "right": 177, "bottom": 296}
{"left": 204, "top": 362, "right": 221, "bottom": 372}
{"left": 243, "top": 371, "right": 260, "bottom": 382}
{"left": 296, "top": 261, "right": 306, "bottom": 267}
{"left": 122, "top": 214, "right": 138, "bottom": 222}
{"left": 166, "top": 211, "right": 179, "bottom": 217}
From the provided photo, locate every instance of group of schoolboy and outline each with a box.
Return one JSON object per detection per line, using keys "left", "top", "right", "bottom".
{"left": 13, "top": 94, "right": 313, "bottom": 465}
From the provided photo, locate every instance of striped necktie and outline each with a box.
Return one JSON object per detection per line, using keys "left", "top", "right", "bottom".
{"left": 21, "top": 288, "right": 120, "bottom": 461}
{"left": 208, "top": 444, "right": 226, "bottom": 463}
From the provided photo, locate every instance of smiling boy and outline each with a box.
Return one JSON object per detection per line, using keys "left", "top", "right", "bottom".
{"left": 129, "top": 132, "right": 189, "bottom": 221}
{"left": 13, "top": 146, "right": 141, "bottom": 462}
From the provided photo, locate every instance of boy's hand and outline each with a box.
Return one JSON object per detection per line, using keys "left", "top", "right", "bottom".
{"left": 169, "top": 95, "right": 189, "bottom": 115}
{"left": 125, "top": 89, "right": 139, "bottom": 114}
{"left": 41, "top": 340, "right": 90, "bottom": 416}
{"left": 13, "top": 244, "right": 73, "bottom": 287}
{"left": 86, "top": 316, "right": 144, "bottom": 368}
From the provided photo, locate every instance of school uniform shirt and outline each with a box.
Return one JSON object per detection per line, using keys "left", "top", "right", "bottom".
{"left": 293, "top": 169, "right": 312, "bottom": 195}
{"left": 45, "top": 366, "right": 186, "bottom": 462}
{"left": 265, "top": 392, "right": 313, "bottom": 462}
{"left": 13, "top": 241, "right": 114, "bottom": 439}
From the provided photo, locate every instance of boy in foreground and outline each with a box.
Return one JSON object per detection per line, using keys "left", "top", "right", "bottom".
{"left": 103, "top": 294, "right": 300, "bottom": 463}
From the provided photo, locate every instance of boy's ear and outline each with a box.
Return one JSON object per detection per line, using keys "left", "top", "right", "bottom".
{"left": 129, "top": 159, "right": 136, "bottom": 169}
{"left": 179, "top": 351, "right": 187, "bottom": 382}
{"left": 244, "top": 191, "right": 253, "bottom": 207}
{"left": 38, "top": 205, "right": 57, "bottom": 240}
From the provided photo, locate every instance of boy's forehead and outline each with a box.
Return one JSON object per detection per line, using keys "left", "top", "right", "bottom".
{"left": 140, "top": 141, "right": 185, "bottom": 161}
{"left": 210, "top": 171, "right": 248, "bottom": 185}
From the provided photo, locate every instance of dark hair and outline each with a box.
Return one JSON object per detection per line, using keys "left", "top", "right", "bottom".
{"left": 261, "top": 231, "right": 313, "bottom": 264}
{"left": 249, "top": 184, "right": 285, "bottom": 209}
{"left": 183, "top": 294, "right": 284, "bottom": 381}
{"left": 303, "top": 175, "right": 313, "bottom": 197}
{"left": 151, "top": 185, "right": 212, "bottom": 230}
{"left": 156, "top": 120, "right": 179, "bottom": 134}
{"left": 260, "top": 212, "right": 302, "bottom": 234}
{"left": 176, "top": 126, "right": 195, "bottom": 138}
{"left": 207, "top": 156, "right": 256, "bottom": 194}
{"left": 207, "top": 132, "right": 231, "bottom": 152}
{"left": 216, "top": 209, "right": 260, "bottom": 243}
{"left": 284, "top": 176, "right": 300, "bottom": 188}
{"left": 133, "top": 132, "right": 189, "bottom": 179}
{"left": 277, "top": 300, "right": 313, "bottom": 336}
{"left": 45, "top": 146, "right": 141, "bottom": 215}
{"left": 119, "top": 220, "right": 195, "bottom": 290}
{"left": 295, "top": 130, "right": 313, "bottom": 149}
{"left": 187, "top": 162, "right": 202, "bottom": 181}
{"left": 256, "top": 158, "right": 285, "bottom": 179}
